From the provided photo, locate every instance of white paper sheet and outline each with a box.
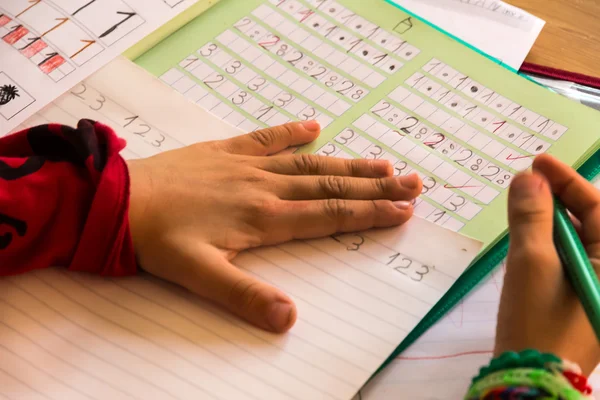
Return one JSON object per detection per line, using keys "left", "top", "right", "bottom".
{"left": 390, "top": 0, "right": 545, "bottom": 71}
{"left": 0, "top": 0, "right": 221, "bottom": 136}
{"left": 2, "top": 57, "right": 483, "bottom": 400}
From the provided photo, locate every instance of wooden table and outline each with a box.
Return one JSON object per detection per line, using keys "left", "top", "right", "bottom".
{"left": 509, "top": 0, "right": 600, "bottom": 78}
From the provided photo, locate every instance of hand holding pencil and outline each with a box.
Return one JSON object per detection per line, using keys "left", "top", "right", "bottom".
{"left": 495, "top": 154, "right": 600, "bottom": 376}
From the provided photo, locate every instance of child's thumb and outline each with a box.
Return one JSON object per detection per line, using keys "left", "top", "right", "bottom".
{"left": 507, "top": 172, "right": 554, "bottom": 251}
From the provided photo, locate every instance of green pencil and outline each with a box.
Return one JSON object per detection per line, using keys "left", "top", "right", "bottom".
{"left": 553, "top": 197, "right": 600, "bottom": 341}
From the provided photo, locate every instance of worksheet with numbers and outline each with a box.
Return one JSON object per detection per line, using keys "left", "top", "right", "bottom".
{"left": 136, "top": 0, "right": 600, "bottom": 253}
{"left": 0, "top": 0, "right": 223, "bottom": 135}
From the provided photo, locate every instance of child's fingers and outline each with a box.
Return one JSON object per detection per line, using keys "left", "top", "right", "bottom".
{"left": 257, "top": 154, "right": 393, "bottom": 178}
{"left": 534, "top": 154, "right": 600, "bottom": 246}
{"left": 274, "top": 173, "right": 421, "bottom": 201}
{"left": 270, "top": 198, "right": 414, "bottom": 242}
{"left": 507, "top": 172, "right": 556, "bottom": 260}
{"left": 162, "top": 241, "right": 297, "bottom": 333}
{"left": 221, "top": 121, "right": 320, "bottom": 156}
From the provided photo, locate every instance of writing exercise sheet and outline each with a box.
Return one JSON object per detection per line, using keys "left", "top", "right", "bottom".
{"left": 3, "top": 57, "right": 483, "bottom": 400}
{"left": 0, "top": 0, "right": 223, "bottom": 135}
{"left": 135, "top": 0, "right": 600, "bottom": 256}
{"left": 390, "top": 0, "right": 545, "bottom": 70}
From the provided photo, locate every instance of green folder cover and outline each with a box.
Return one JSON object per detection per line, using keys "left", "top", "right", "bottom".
{"left": 126, "top": 0, "right": 600, "bottom": 382}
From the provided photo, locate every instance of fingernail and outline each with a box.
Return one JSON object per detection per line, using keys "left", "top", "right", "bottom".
{"left": 370, "top": 160, "right": 391, "bottom": 175}
{"left": 301, "top": 120, "right": 320, "bottom": 133}
{"left": 267, "top": 301, "right": 294, "bottom": 332}
{"left": 397, "top": 173, "right": 420, "bottom": 189}
{"left": 393, "top": 201, "right": 412, "bottom": 210}
{"left": 510, "top": 173, "right": 546, "bottom": 198}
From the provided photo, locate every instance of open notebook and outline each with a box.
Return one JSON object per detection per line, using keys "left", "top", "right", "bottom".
{"left": 4, "top": 57, "right": 482, "bottom": 400}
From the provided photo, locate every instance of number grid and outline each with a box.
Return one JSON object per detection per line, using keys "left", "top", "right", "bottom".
{"left": 163, "top": 66, "right": 253, "bottom": 129}
{"left": 273, "top": 0, "right": 408, "bottom": 80}
{"left": 297, "top": 0, "right": 418, "bottom": 66}
{"left": 330, "top": 124, "right": 476, "bottom": 226}
{"left": 369, "top": 98, "right": 504, "bottom": 196}
{"left": 421, "top": 59, "right": 565, "bottom": 141}
{"left": 365, "top": 113, "right": 494, "bottom": 203}
{"left": 243, "top": 12, "right": 371, "bottom": 103}
{"left": 401, "top": 77, "right": 534, "bottom": 172}
{"left": 382, "top": 90, "right": 516, "bottom": 190}
{"left": 324, "top": 127, "right": 470, "bottom": 230}
{"left": 192, "top": 46, "right": 301, "bottom": 124}
{"left": 211, "top": 34, "right": 340, "bottom": 121}
{"left": 266, "top": 2, "right": 384, "bottom": 84}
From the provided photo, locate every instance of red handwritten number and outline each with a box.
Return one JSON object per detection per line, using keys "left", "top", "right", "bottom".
{"left": 492, "top": 120, "right": 506, "bottom": 133}
{"left": 258, "top": 36, "right": 280, "bottom": 49}
{"left": 424, "top": 133, "right": 445, "bottom": 147}
{"left": 298, "top": 9, "right": 314, "bottom": 23}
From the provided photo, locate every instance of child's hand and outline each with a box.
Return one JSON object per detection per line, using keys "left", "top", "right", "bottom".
{"left": 126, "top": 121, "right": 422, "bottom": 333}
{"left": 496, "top": 154, "right": 600, "bottom": 375}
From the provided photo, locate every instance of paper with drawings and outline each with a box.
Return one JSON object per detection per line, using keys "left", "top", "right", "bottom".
{"left": 3, "top": 57, "right": 483, "bottom": 400}
{"left": 0, "top": 0, "right": 222, "bottom": 136}
{"left": 389, "top": 0, "right": 545, "bottom": 70}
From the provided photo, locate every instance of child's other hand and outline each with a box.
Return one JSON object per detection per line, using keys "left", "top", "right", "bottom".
{"left": 126, "top": 121, "right": 422, "bottom": 334}
{"left": 496, "top": 154, "right": 600, "bottom": 375}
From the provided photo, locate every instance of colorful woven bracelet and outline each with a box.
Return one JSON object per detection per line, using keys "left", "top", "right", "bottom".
{"left": 471, "top": 350, "right": 561, "bottom": 385}
{"left": 465, "top": 350, "right": 593, "bottom": 399}
{"left": 465, "top": 368, "right": 592, "bottom": 399}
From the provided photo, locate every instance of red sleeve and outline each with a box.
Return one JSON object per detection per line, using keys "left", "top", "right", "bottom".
{"left": 0, "top": 119, "right": 137, "bottom": 277}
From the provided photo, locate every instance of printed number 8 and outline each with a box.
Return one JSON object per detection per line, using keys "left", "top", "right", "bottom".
{"left": 351, "top": 89, "right": 364, "bottom": 100}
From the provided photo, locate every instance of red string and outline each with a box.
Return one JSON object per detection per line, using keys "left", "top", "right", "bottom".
{"left": 520, "top": 62, "right": 600, "bottom": 90}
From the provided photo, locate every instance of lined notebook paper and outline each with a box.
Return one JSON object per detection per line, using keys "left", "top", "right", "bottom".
{"left": 3, "top": 57, "right": 483, "bottom": 400}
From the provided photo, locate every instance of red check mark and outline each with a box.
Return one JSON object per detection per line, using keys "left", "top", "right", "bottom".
{"left": 444, "top": 184, "right": 480, "bottom": 190}
{"left": 506, "top": 153, "right": 535, "bottom": 161}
